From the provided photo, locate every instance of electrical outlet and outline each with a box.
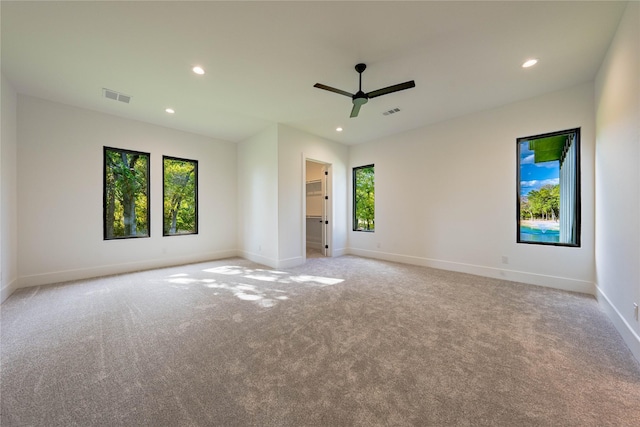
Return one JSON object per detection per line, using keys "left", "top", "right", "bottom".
{"left": 634, "top": 303, "right": 638, "bottom": 321}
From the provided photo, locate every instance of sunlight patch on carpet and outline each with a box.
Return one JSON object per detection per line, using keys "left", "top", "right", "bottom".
{"left": 162, "top": 265, "right": 344, "bottom": 307}
{"left": 202, "top": 266, "right": 344, "bottom": 287}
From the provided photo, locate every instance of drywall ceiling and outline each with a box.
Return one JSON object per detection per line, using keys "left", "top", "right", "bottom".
{"left": 0, "top": 1, "right": 627, "bottom": 145}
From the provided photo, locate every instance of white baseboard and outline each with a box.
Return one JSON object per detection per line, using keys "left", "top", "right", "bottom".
{"left": 13, "top": 247, "right": 351, "bottom": 294}
{"left": 596, "top": 285, "right": 640, "bottom": 363}
{"left": 347, "top": 248, "right": 595, "bottom": 295}
{"left": 331, "top": 247, "right": 347, "bottom": 257}
{"left": 17, "top": 250, "right": 239, "bottom": 289}
{"left": 240, "top": 251, "right": 305, "bottom": 270}
{"left": 277, "top": 256, "right": 305, "bottom": 269}
{"left": 1, "top": 277, "right": 19, "bottom": 303}
{"left": 239, "top": 251, "right": 278, "bottom": 269}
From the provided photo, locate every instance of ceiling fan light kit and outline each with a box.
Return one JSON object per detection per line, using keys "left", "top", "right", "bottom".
{"left": 314, "top": 63, "right": 415, "bottom": 118}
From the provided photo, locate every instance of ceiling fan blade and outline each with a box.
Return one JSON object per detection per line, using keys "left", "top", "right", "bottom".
{"left": 366, "top": 80, "right": 416, "bottom": 99}
{"left": 350, "top": 103, "right": 362, "bottom": 118}
{"left": 313, "top": 83, "right": 353, "bottom": 98}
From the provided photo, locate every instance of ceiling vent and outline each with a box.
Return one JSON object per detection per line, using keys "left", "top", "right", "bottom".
{"left": 383, "top": 107, "right": 401, "bottom": 116}
{"left": 102, "top": 88, "right": 131, "bottom": 104}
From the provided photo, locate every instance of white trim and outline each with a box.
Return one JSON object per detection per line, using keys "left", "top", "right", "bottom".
{"left": 596, "top": 285, "right": 640, "bottom": 363}
{"left": 331, "top": 247, "right": 348, "bottom": 257}
{"left": 301, "top": 155, "right": 308, "bottom": 263}
{"left": 237, "top": 250, "right": 277, "bottom": 268}
{"left": 17, "top": 250, "right": 239, "bottom": 289}
{"left": 277, "top": 256, "right": 305, "bottom": 269}
{"left": 1, "top": 278, "right": 19, "bottom": 303}
{"left": 347, "top": 248, "right": 594, "bottom": 294}
{"left": 240, "top": 251, "right": 303, "bottom": 270}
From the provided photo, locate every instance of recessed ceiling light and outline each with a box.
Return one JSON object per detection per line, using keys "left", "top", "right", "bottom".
{"left": 192, "top": 66, "right": 205, "bottom": 75}
{"left": 522, "top": 59, "right": 538, "bottom": 68}
{"left": 165, "top": 108, "right": 175, "bottom": 114}
{"left": 336, "top": 127, "right": 343, "bottom": 132}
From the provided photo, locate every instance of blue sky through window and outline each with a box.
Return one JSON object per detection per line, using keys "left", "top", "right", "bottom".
{"left": 519, "top": 141, "right": 560, "bottom": 197}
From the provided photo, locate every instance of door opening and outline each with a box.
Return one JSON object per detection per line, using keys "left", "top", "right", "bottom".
{"left": 305, "top": 159, "right": 331, "bottom": 259}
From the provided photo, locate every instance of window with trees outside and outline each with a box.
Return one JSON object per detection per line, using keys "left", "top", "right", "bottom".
{"left": 104, "top": 147, "right": 150, "bottom": 240}
{"left": 517, "top": 128, "right": 580, "bottom": 246}
{"left": 163, "top": 156, "right": 198, "bottom": 236}
{"left": 353, "top": 164, "right": 375, "bottom": 232}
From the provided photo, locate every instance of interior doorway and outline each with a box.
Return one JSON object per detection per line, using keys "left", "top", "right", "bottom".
{"left": 305, "top": 159, "right": 331, "bottom": 259}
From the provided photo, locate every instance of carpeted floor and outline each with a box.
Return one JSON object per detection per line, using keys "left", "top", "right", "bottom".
{"left": 1, "top": 255, "right": 639, "bottom": 426}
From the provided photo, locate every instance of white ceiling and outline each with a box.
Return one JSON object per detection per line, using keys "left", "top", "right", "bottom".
{"left": 1, "top": 1, "right": 627, "bottom": 145}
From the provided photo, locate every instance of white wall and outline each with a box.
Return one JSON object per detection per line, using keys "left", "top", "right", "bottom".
{"left": 349, "top": 83, "right": 595, "bottom": 294}
{"left": 1, "top": 73, "right": 19, "bottom": 302}
{"left": 237, "top": 124, "right": 280, "bottom": 267}
{"left": 16, "top": 95, "right": 237, "bottom": 287}
{"left": 594, "top": 2, "right": 640, "bottom": 361}
{"left": 278, "top": 124, "right": 349, "bottom": 265}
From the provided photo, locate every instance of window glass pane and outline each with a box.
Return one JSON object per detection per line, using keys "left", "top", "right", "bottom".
{"left": 353, "top": 165, "right": 375, "bottom": 231}
{"left": 163, "top": 156, "right": 198, "bottom": 236}
{"left": 104, "top": 147, "right": 150, "bottom": 239}
{"left": 517, "top": 129, "right": 580, "bottom": 246}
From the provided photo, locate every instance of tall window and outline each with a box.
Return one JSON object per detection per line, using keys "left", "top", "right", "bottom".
{"left": 163, "top": 156, "right": 198, "bottom": 236}
{"left": 104, "top": 147, "right": 150, "bottom": 239}
{"left": 353, "top": 164, "right": 375, "bottom": 231}
{"left": 517, "top": 128, "right": 580, "bottom": 246}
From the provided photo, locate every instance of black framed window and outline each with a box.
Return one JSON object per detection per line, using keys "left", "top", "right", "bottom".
{"left": 163, "top": 156, "right": 198, "bottom": 236}
{"left": 104, "top": 147, "right": 150, "bottom": 239}
{"left": 517, "top": 128, "right": 580, "bottom": 246}
{"left": 353, "top": 164, "right": 375, "bottom": 232}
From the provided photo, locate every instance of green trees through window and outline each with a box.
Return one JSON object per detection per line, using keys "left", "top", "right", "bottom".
{"left": 517, "top": 128, "right": 580, "bottom": 246}
{"left": 103, "top": 149, "right": 198, "bottom": 239}
{"left": 353, "top": 164, "right": 375, "bottom": 231}
{"left": 104, "top": 147, "right": 150, "bottom": 239}
{"left": 519, "top": 184, "right": 559, "bottom": 222}
{"left": 163, "top": 156, "right": 198, "bottom": 236}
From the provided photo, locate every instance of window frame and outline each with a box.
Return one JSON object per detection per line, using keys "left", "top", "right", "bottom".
{"left": 103, "top": 146, "right": 151, "bottom": 240}
{"left": 516, "top": 128, "right": 581, "bottom": 247}
{"left": 162, "top": 155, "right": 199, "bottom": 237}
{"left": 352, "top": 164, "right": 375, "bottom": 232}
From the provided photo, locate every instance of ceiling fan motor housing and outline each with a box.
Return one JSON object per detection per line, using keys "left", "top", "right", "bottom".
{"left": 353, "top": 92, "right": 368, "bottom": 105}
{"left": 313, "top": 62, "right": 415, "bottom": 118}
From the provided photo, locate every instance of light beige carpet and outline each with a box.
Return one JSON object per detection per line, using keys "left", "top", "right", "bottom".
{"left": 2, "top": 255, "right": 639, "bottom": 426}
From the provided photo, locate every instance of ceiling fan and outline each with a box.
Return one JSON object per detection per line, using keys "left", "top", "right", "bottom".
{"left": 314, "top": 63, "right": 416, "bottom": 118}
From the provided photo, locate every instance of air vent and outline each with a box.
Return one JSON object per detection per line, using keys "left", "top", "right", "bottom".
{"left": 102, "top": 88, "right": 131, "bottom": 104}
{"left": 383, "top": 107, "right": 401, "bottom": 116}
